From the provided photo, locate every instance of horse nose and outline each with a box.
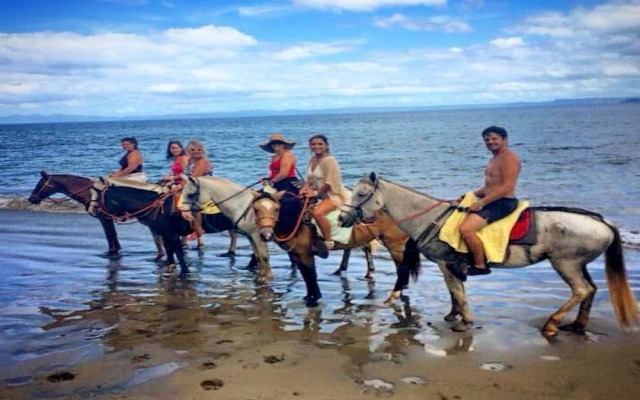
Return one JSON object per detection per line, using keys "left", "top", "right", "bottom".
{"left": 259, "top": 228, "right": 273, "bottom": 242}
{"left": 28, "top": 196, "right": 40, "bottom": 204}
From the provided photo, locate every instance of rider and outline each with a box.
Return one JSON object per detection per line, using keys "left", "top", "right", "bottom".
{"left": 259, "top": 133, "right": 300, "bottom": 195}
{"left": 109, "top": 137, "right": 147, "bottom": 182}
{"left": 459, "top": 126, "right": 521, "bottom": 276}
{"left": 163, "top": 140, "right": 189, "bottom": 186}
{"left": 300, "top": 134, "right": 349, "bottom": 253}
{"left": 183, "top": 139, "right": 213, "bottom": 244}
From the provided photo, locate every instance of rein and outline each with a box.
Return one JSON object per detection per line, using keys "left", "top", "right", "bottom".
{"left": 34, "top": 175, "right": 94, "bottom": 204}
{"left": 346, "top": 179, "right": 455, "bottom": 227}
{"left": 273, "top": 196, "right": 310, "bottom": 243}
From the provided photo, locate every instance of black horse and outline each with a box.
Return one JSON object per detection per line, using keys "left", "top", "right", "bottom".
{"left": 93, "top": 181, "right": 235, "bottom": 276}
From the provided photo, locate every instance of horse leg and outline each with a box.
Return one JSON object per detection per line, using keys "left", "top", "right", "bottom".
{"left": 295, "top": 250, "right": 322, "bottom": 307}
{"left": 151, "top": 230, "right": 165, "bottom": 261}
{"left": 248, "top": 236, "right": 272, "bottom": 284}
{"left": 162, "top": 234, "right": 177, "bottom": 274}
{"left": 560, "top": 265, "right": 597, "bottom": 334}
{"left": 362, "top": 243, "right": 375, "bottom": 280}
{"left": 543, "top": 260, "right": 595, "bottom": 337}
{"left": 438, "top": 262, "right": 474, "bottom": 331}
{"left": 383, "top": 239, "right": 414, "bottom": 304}
{"left": 219, "top": 231, "right": 238, "bottom": 257}
{"left": 333, "top": 249, "right": 351, "bottom": 276}
{"left": 99, "top": 217, "right": 121, "bottom": 257}
{"left": 172, "top": 235, "right": 189, "bottom": 277}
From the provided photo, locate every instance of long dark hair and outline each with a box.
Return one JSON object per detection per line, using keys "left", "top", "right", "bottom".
{"left": 165, "top": 140, "right": 186, "bottom": 160}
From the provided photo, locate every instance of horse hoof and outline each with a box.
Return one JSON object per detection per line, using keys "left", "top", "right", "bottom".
{"left": 559, "top": 322, "right": 586, "bottom": 335}
{"left": 451, "top": 320, "right": 472, "bottom": 332}
{"left": 305, "top": 297, "right": 320, "bottom": 307}
{"left": 218, "top": 251, "right": 235, "bottom": 258}
{"left": 444, "top": 312, "right": 460, "bottom": 322}
{"left": 332, "top": 268, "right": 344, "bottom": 276}
{"left": 383, "top": 291, "right": 401, "bottom": 305}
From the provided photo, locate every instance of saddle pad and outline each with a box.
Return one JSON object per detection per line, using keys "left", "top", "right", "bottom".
{"left": 439, "top": 192, "right": 530, "bottom": 263}
{"left": 176, "top": 193, "right": 220, "bottom": 214}
{"left": 313, "top": 210, "right": 353, "bottom": 245}
{"left": 510, "top": 207, "right": 531, "bottom": 241}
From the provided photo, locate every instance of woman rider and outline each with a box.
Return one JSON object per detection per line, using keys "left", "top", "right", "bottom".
{"left": 258, "top": 133, "right": 300, "bottom": 194}
{"left": 109, "top": 137, "right": 147, "bottom": 182}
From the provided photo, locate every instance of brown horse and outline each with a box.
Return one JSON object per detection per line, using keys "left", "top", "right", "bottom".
{"left": 251, "top": 191, "right": 421, "bottom": 305}
{"left": 28, "top": 171, "right": 165, "bottom": 259}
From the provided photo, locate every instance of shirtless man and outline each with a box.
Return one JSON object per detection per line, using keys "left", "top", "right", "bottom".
{"left": 459, "top": 126, "right": 521, "bottom": 276}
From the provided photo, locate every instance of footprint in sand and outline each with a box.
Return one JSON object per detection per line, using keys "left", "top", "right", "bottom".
{"left": 201, "top": 378, "right": 224, "bottom": 391}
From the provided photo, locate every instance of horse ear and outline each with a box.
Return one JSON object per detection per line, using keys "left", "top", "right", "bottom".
{"left": 188, "top": 176, "right": 197, "bottom": 184}
{"left": 40, "top": 170, "right": 47, "bottom": 178}
{"left": 369, "top": 172, "right": 377, "bottom": 183}
{"left": 275, "top": 190, "right": 287, "bottom": 200}
{"left": 251, "top": 190, "right": 260, "bottom": 198}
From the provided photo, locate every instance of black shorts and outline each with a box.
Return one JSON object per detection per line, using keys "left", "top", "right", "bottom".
{"left": 473, "top": 198, "right": 519, "bottom": 224}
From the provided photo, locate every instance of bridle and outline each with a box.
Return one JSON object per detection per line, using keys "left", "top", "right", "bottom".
{"left": 344, "top": 179, "right": 379, "bottom": 223}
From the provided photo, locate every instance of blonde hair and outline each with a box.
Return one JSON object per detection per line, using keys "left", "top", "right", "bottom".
{"left": 187, "top": 139, "right": 207, "bottom": 156}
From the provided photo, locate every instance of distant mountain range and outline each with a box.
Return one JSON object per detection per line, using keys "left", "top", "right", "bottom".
{"left": 1, "top": 97, "right": 637, "bottom": 125}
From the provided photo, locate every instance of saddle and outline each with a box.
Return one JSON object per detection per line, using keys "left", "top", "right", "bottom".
{"left": 439, "top": 193, "right": 534, "bottom": 263}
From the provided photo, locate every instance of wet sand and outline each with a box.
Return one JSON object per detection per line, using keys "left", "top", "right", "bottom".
{"left": 0, "top": 208, "right": 639, "bottom": 400}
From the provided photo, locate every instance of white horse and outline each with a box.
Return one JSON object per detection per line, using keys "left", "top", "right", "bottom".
{"left": 181, "top": 176, "right": 273, "bottom": 284}
{"left": 340, "top": 172, "right": 638, "bottom": 337}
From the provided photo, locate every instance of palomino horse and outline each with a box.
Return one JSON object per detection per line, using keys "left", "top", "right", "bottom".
{"left": 179, "top": 177, "right": 390, "bottom": 304}
{"left": 28, "top": 171, "right": 164, "bottom": 258}
{"left": 340, "top": 172, "right": 638, "bottom": 337}
{"left": 251, "top": 190, "right": 420, "bottom": 304}
{"left": 90, "top": 178, "right": 239, "bottom": 276}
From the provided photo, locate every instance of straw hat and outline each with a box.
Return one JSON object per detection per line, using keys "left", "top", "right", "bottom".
{"left": 259, "top": 133, "right": 296, "bottom": 153}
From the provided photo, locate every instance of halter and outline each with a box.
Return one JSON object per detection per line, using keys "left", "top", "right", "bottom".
{"left": 345, "top": 178, "right": 379, "bottom": 222}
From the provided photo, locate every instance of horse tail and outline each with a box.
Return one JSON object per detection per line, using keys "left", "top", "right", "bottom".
{"left": 604, "top": 224, "right": 639, "bottom": 328}
{"left": 403, "top": 238, "right": 422, "bottom": 282}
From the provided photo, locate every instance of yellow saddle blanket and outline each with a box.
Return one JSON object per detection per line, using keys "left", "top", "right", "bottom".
{"left": 176, "top": 193, "right": 220, "bottom": 215}
{"left": 438, "top": 192, "right": 529, "bottom": 263}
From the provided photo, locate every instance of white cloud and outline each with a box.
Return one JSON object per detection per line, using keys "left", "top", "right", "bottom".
{"left": 374, "top": 13, "right": 472, "bottom": 32}
{"left": 271, "top": 42, "right": 354, "bottom": 60}
{"left": 294, "top": 0, "right": 447, "bottom": 12}
{"left": 490, "top": 37, "right": 524, "bottom": 49}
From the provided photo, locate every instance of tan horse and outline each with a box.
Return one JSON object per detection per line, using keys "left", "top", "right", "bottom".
{"left": 251, "top": 190, "right": 420, "bottom": 305}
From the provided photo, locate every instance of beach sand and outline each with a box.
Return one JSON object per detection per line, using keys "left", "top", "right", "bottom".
{"left": 0, "top": 208, "right": 639, "bottom": 400}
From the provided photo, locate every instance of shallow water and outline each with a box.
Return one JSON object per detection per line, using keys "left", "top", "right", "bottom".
{"left": 1, "top": 209, "right": 638, "bottom": 397}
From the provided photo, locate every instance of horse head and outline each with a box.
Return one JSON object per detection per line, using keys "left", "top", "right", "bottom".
{"left": 180, "top": 177, "right": 203, "bottom": 212}
{"left": 339, "top": 172, "right": 382, "bottom": 227}
{"left": 28, "top": 171, "right": 53, "bottom": 204}
{"left": 251, "top": 190, "right": 286, "bottom": 242}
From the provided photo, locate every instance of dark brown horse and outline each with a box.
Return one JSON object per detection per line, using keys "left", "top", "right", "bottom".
{"left": 90, "top": 177, "right": 241, "bottom": 275}
{"left": 251, "top": 191, "right": 421, "bottom": 306}
{"left": 28, "top": 171, "right": 164, "bottom": 258}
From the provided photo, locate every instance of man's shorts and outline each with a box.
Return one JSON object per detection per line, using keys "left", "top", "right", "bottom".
{"left": 473, "top": 197, "right": 519, "bottom": 224}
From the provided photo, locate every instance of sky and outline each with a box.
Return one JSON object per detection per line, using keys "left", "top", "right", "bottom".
{"left": 0, "top": 0, "right": 639, "bottom": 117}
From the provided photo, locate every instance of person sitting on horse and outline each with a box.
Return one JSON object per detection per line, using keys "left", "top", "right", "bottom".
{"left": 109, "top": 137, "right": 147, "bottom": 182}
{"left": 459, "top": 125, "right": 521, "bottom": 276}
{"left": 182, "top": 139, "right": 213, "bottom": 243}
{"left": 163, "top": 140, "right": 189, "bottom": 189}
{"left": 300, "top": 134, "right": 349, "bottom": 252}
{"left": 259, "top": 133, "right": 300, "bottom": 195}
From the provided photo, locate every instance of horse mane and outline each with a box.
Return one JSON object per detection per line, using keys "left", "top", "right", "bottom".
{"left": 363, "top": 175, "right": 448, "bottom": 202}
{"left": 198, "top": 176, "right": 245, "bottom": 191}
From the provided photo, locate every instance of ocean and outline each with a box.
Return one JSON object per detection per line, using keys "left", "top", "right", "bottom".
{"left": 0, "top": 103, "right": 639, "bottom": 396}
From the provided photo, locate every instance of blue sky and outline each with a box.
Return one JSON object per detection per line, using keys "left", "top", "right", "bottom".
{"left": 0, "top": 0, "right": 638, "bottom": 117}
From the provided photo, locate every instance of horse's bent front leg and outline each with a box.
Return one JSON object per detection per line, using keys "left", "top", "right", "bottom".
{"left": 439, "top": 262, "right": 474, "bottom": 331}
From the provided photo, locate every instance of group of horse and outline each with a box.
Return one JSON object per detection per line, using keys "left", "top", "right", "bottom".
{"left": 29, "top": 170, "right": 638, "bottom": 337}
